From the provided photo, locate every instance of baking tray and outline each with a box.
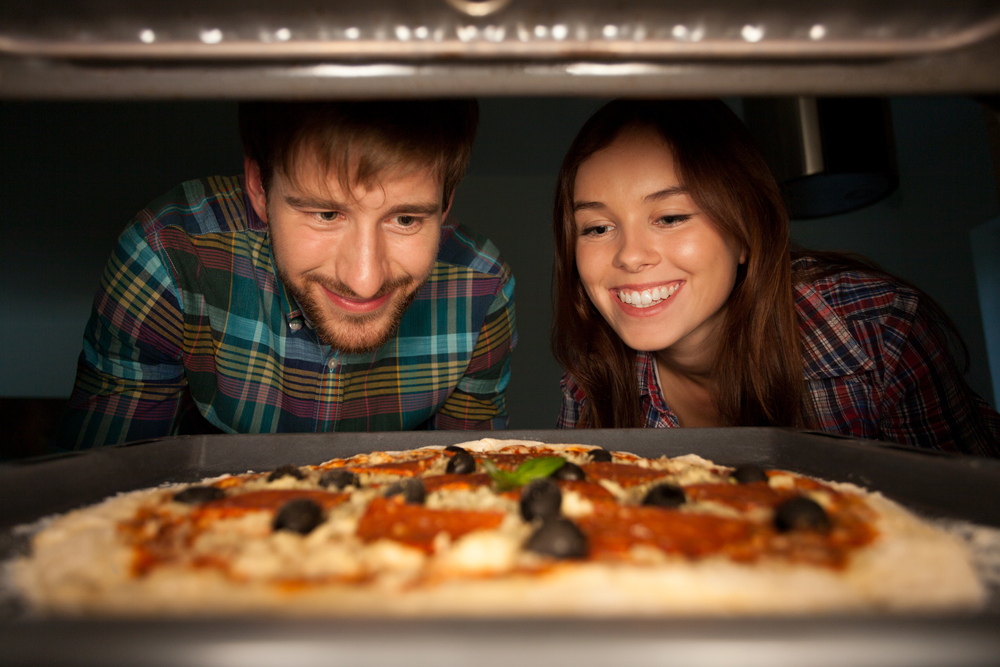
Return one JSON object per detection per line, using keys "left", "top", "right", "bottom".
{"left": 1, "top": 427, "right": 999, "bottom": 667}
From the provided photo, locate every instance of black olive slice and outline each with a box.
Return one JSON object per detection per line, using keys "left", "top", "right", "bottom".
{"left": 273, "top": 498, "right": 324, "bottom": 535}
{"left": 525, "top": 518, "right": 588, "bottom": 559}
{"left": 267, "top": 464, "right": 305, "bottom": 482}
{"left": 445, "top": 445, "right": 468, "bottom": 453}
{"left": 642, "top": 483, "right": 686, "bottom": 509}
{"left": 731, "top": 464, "right": 769, "bottom": 484}
{"left": 550, "top": 460, "right": 586, "bottom": 481}
{"left": 445, "top": 449, "right": 477, "bottom": 474}
{"left": 318, "top": 469, "right": 359, "bottom": 490}
{"left": 588, "top": 448, "right": 613, "bottom": 463}
{"left": 385, "top": 479, "right": 426, "bottom": 505}
{"left": 773, "top": 496, "right": 831, "bottom": 533}
{"left": 173, "top": 486, "right": 225, "bottom": 504}
{"left": 520, "top": 478, "right": 562, "bottom": 522}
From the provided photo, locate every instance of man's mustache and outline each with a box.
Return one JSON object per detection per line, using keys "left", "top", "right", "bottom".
{"left": 304, "top": 274, "right": 414, "bottom": 300}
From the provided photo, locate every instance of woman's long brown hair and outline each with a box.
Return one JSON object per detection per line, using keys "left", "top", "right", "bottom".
{"left": 552, "top": 99, "right": 805, "bottom": 428}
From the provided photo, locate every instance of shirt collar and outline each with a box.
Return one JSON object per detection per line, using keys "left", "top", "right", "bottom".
{"left": 794, "top": 280, "right": 876, "bottom": 379}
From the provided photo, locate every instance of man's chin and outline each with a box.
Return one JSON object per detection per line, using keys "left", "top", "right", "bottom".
{"left": 316, "top": 322, "right": 397, "bottom": 354}
{"left": 311, "top": 292, "right": 417, "bottom": 354}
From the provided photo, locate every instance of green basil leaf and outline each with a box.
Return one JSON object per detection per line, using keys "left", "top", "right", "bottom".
{"left": 482, "top": 456, "right": 566, "bottom": 491}
{"left": 481, "top": 459, "right": 521, "bottom": 491}
{"left": 512, "top": 457, "right": 566, "bottom": 484}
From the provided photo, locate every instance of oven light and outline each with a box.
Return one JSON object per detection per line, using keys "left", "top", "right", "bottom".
{"left": 199, "top": 28, "right": 223, "bottom": 45}
{"left": 741, "top": 25, "right": 765, "bottom": 42}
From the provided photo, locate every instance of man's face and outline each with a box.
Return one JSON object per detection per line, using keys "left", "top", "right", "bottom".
{"left": 246, "top": 153, "right": 447, "bottom": 354}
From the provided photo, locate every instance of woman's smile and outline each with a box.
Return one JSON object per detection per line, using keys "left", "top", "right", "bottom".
{"left": 614, "top": 282, "right": 682, "bottom": 309}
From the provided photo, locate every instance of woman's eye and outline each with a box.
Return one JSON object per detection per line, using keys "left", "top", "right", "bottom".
{"left": 657, "top": 214, "right": 691, "bottom": 226}
{"left": 581, "top": 224, "right": 612, "bottom": 236}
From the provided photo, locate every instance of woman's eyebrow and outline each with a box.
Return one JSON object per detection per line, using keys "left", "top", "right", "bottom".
{"left": 573, "top": 200, "right": 605, "bottom": 212}
{"left": 643, "top": 186, "right": 689, "bottom": 203}
{"left": 574, "top": 186, "right": 690, "bottom": 212}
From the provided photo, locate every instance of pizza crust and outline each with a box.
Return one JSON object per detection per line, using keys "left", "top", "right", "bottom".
{"left": 7, "top": 439, "right": 988, "bottom": 617}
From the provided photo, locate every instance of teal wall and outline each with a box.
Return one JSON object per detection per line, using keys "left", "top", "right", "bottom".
{"left": 1, "top": 96, "right": 996, "bottom": 428}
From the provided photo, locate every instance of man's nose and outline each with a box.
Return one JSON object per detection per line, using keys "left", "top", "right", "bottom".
{"left": 338, "top": 222, "right": 387, "bottom": 298}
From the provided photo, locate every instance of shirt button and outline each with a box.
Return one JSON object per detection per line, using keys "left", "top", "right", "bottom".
{"left": 289, "top": 321, "right": 302, "bottom": 332}
{"left": 327, "top": 358, "right": 337, "bottom": 371}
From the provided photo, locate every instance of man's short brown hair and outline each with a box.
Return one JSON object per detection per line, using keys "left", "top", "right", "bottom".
{"left": 239, "top": 99, "right": 479, "bottom": 207}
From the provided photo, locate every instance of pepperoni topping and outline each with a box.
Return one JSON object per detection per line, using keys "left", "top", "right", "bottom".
{"left": 577, "top": 504, "right": 755, "bottom": 561}
{"left": 555, "top": 480, "right": 616, "bottom": 502}
{"left": 345, "top": 457, "right": 437, "bottom": 477}
{"left": 422, "top": 473, "right": 493, "bottom": 493}
{"left": 356, "top": 496, "right": 505, "bottom": 553}
{"left": 477, "top": 453, "right": 535, "bottom": 471}
{"left": 574, "top": 492, "right": 877, "bottom": 568}
{"left": 191, "top": 490, "right": 348, "bottom": 524}
{"left": 581, "top": 462, "right": 671, "bottom": 487}
{"left": 684, "top": 481, "right": 796, "bottom": 512}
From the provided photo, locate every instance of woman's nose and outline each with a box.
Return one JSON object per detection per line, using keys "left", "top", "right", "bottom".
{"left": 613, "top": 228, "right": 659, "bottom": 272}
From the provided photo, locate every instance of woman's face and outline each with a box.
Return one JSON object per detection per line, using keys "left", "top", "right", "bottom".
{"left": 573, "top": 128, "right": 745, "bottom": 360}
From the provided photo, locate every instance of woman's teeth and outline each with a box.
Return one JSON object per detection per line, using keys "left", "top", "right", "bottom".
{"left": 617, "top": 284, "right": 678, "bottom": 308}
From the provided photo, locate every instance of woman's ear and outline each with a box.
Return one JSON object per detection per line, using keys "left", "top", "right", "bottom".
{"left": 244, "top": 157, "right": 268, "bottom": 223}
{"left": 739, "top": 247, "right": 748, "bottom": 265}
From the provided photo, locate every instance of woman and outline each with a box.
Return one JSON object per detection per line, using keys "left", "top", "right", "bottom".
{"left": 552, "top": 98, "right": 1000, "bottom": 457}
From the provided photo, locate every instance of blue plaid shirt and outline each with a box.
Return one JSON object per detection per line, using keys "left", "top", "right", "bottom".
{"left": 559, "top": 262, "right": 1000, "bottom": 457}
{"left": 61, "top": 176, "right": 517, "bottom": 447}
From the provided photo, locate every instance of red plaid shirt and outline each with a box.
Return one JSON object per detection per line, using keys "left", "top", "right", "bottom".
{"left": 558, "top": 265, "right": 1000, "bottom": 457}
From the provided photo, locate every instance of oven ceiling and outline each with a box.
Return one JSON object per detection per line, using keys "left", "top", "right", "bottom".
{"left": 2, "top": 0, "right": 1000, "bottom": 98}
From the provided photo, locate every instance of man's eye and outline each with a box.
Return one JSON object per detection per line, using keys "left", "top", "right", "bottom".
{"left": 396, "top": 215, "right": 420, "bottom": 227}
{"left": 316, "top": 211, "right": 340, "bottom": 222}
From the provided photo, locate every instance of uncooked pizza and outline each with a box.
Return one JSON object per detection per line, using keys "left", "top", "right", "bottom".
{"left": 8, "top": 439, "right": 986, "bottom": 616}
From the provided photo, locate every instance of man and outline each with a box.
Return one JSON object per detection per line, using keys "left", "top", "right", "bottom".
{"left": 59, "top": 100, "right": 516, "bottom": 447}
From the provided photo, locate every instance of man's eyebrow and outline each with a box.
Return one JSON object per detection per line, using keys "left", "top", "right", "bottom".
{"left": 574, "top": 186, "right": 689, "bottom": 213}
{"left": 384, "top": 202, "right": 442, "bottom": 217}
{"left": 284, "top": 196, "right": 441, "bottom": 217}
{"left": 284, "top": 195, "right": 350, "bottom": 210}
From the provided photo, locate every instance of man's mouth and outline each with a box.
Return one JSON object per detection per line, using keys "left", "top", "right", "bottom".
{"left": 616, "top": 283, "right": 681, "bottom": 309}
{"left": 320, "top": 285, "right": 395, "bottom": 314}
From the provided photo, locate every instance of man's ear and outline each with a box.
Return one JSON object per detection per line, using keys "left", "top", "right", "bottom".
{"left": 244, "top": 157, "right": 268, "bottom": 223}
{"left": 441, "top": 191, "right": 455, "bottom": 222}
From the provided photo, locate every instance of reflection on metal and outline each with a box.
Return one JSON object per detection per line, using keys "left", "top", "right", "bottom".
{"left": 743, "top": 97, "right": 899, "bottom": 219}
{"left": 292, "top": 64, "right": 420, "bottom": 78}
{"left": 3, "top": 54, "right": 1000, "bottom": 98}
{"left": 797, "top": 97, "right": 824, "bottom": 176}
{"left": 444, "top": 0, "right": 513, "bottom": 18}
{"left": 2, "top": 0, "right": 1000, "bottom": 61}
{"left": 562, "top": 62, "right": 687, "bottom": 76}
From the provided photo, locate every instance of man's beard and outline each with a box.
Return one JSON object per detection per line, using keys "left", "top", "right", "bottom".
{"left": 282, "top": 272, "right": 425, "bottom": 354}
